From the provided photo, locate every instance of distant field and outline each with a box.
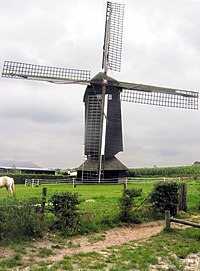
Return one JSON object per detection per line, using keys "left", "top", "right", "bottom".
{"left": 129, "top": 165, "right": 200, "bottom": 177}
{"left": 0, "top": 182, "right": 153, "bottom": 200}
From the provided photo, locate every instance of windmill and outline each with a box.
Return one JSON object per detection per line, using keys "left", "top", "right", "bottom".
{"left": 2, "top": 2, "right": 199, "bottom": 182}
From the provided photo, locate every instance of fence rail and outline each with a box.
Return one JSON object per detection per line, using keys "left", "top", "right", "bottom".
{"left": 165, "top": 210, "right": 200, "bottom": 230}
{"left": 25, "top": 179, "right": 40, "bottom": 187}
{"left": 25, "top": 178, "right": 74, "bottom": 186}
{"left": 24, "top": 176, "right": 186, "bottom": 188}
{"left": 24, "top": 178, "right": 124, "bottom": 187}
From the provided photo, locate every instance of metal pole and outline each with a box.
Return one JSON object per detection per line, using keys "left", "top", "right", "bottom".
{"left": 98, "top": 3, "right": 112, "bottom": 183}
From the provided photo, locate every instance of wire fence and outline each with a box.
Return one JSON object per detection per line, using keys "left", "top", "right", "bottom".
{"left": 24, "top": 176, "right": 188, "bottom": 188}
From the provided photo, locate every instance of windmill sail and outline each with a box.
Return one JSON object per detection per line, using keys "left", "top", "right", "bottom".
{"left": 119, "top": 81, "right": 199, "bottom": 110}
{"left": 2, "top": 61, "right": 91, "bottom": 84}
{"left": 102, "top": 1, "right": 125, "bottom": 72}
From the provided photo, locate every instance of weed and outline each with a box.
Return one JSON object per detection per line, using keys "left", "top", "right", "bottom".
{"left": 51, "top": 244, "right": 64, "bottom": 249}
{"left": 37, "top": 247, "right": 53, "bottom": 257}
{"left": 0, "top": 254, "right": 23, "bottom": 269}
{"left": 88, "top": 234, "right": 106, "bottom": 243}
{"left": 67, "top": 240, "right": 81, "bottom": 248}
{"left": 52, "top": 256, "right": 73, "bottom": 271}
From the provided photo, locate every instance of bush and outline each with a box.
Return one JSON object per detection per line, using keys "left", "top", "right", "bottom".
{"left": 118, "top": 188, "right": 142, "bottom": 223}
{"left": 123, "top": 187, "right": 142, "bottom": 198}
{"left": 0, "top": 197, "right": 43, "bottom": 241}
{"left": 149, "top": 181, "right": 179, "bottom": 216}
{"left": 49, "top": 191, "right": 82, "bottom": 235}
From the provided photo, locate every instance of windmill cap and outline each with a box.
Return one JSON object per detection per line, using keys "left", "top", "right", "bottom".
{"left": 90, "top": 72, "right": 119, "bottom": 87}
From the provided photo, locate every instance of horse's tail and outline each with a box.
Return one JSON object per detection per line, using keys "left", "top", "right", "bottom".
{"left": 11, "top": 179, "right": 15, "bottom": 194}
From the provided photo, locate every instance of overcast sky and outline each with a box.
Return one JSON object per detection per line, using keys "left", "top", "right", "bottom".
{"left": 0, "top": 0, "right": 200, "bottom": 169}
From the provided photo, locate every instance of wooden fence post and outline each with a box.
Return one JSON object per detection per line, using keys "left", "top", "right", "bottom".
{"left": 41, "top": 187, "right": 47, "bottom": 221}
{"left": 165, "top": 209, "right": 200, "bottom": 230}
{"left": 165, "top": 210, "right": 171, "bottom": 231}
{"left": 179, "top": 183, "right": 187, "bottom": 212}
{"left": 72, "top": 178, "right": 76, "bottom": 188}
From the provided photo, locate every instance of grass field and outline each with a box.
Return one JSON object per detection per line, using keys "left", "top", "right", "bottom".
{"left": 0, "top": 181, "right": 200, "bottom": 270}
{"left": 0, "top": 180, "right": 199, "bottom": 225}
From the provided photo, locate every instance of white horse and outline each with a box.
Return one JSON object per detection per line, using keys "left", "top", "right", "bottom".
{"left": 0, "top": 176, "right": 15, "bottom": 194}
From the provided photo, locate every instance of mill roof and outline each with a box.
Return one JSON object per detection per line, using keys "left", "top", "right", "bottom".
{"left": 0, "top": 159, "right": 54, "bottom": 172}
{"left": 77, "top": 156, "right": 128, "bottom": 171}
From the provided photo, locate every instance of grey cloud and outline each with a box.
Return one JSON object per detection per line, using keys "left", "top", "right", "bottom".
{"left": 0, "top": 0, "right": 200, "bottom": 169}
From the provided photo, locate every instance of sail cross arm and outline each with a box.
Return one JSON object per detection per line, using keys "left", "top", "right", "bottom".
{"left": 2, "top": 61, "right": 91, "bottom": 85}
{"left": 119, "top": 81, "right": 199, "bottom": 110}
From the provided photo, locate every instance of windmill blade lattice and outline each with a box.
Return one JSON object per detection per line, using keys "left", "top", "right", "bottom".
{"left": 102, "top": 1, "right": 125, "bottom": 72}
{"left": 120, "top": 81, "right": 199, "bottom": 110}
{"left": 2, "top": 61, "right": 91, "bottom": 84}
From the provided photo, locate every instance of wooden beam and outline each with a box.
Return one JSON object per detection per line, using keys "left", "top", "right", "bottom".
{"left": 170, "top": 218, "right": 200, "bottom": 228}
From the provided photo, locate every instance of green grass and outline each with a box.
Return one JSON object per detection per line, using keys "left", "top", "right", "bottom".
{"left": 0, "top": 183, "right": 152, "bottom": 225}
{"left": 0, "top": 181, "right": 199, "bottom": 270}
{"left": 0, "top": 254, "right": 23, "bottom": 269}
{"left": 0, "top": 182, "right": 153, "bottom": 200}
{"left": 36, "top": 248, "right": 54, "bottom": 257}
{"left": 0, "top": 181, "right": 199, "bottom": 225}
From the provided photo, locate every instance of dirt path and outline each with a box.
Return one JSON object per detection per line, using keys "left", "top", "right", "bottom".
{"left": 1, "top": 219, "right": 199, "bottom": 270}
{"left": 31, "top": 220, "right": 164, "bottom": 262}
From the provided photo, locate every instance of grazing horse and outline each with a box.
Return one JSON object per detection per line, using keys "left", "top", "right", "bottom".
{"left": 0, "top": 176, "right": 15, "bottom": 194}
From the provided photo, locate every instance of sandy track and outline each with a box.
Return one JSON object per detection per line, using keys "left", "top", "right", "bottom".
{"left": 32, "top": 220, "right": 164, "bottom": 261}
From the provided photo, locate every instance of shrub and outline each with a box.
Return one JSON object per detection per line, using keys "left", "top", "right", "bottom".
{"left": 123, "top": 187, "right": 142, "bottom": 198}
{"left": 0, "top": 197, "right": 43, "bottom": 241}
{"left": 49, "top": 191, "right": 82, "bottom": 235}
{"left": 118, "top": 188, "right": 142, "bottom": 223}
{"left": 149, "top": 181, "right": 179, "bottom": 216}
